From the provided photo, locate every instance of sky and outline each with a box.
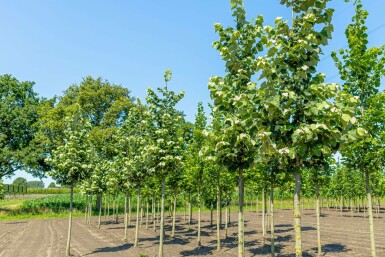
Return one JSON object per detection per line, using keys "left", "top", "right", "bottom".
{"left": 1, "top": 0, "right": 384, "bottom": 186}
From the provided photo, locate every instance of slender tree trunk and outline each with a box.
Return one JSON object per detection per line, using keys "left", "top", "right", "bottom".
{"left": 134, "top": 186, "right": 140, "bottom": 247}
{"left": 294, "top": 172, "right": 302, "bottom": 257}
{"left": 365, "top": 171, "right": 376, "bottom": 257}
{"left": 188, "top": 193, "right": 192, "bottom": 229}
{"left": 124, "top": 193, "right": 128, "bottom": 241}
{"left": 116, "top": 197, "right": 119, "bottom": 224}
{"left": 225, "top": 202, "right": 228, "bottom": 238}
{"left": 88, "top": 195, "right": 92, "bottom": 224}
{"left": 98, "top": 195, "right": 102, "bottom": 229}
{"left": 104, "top": 195, "right": 107, "bottom": 220}
{"left": 66, "top": 186, "right": 74, "bottom": 256}
{"left": 210, "top": 205, "right": 213, "bottom": 227}
{"left": 217, "top": 173, "right": 221, "bottom": 251}
{"left": 84, "top": 197, "right": 88, "bottom": 223}
{"left": 316, "top": 187, "right": 322, "bottom": 256}
{"left": 153, "top": 195, "right": 156, "bottom": 231}
{"left": 159, "top": 179, "right": 166, "bottom": 257}
{"left": 107, "top": 197, "right": 110, "bottom": 221}
{"left": 270, "top": 181, "right": 275, "bottom": 257}
{"left": 140, "top": 201, "right": 144, "bottom": 229}
{"left": 197, "top": 191, "right": 202, "bottom": 246}
{"left": 146, "top": 199, "right": 149, "bottom": 229}
{"left": 129, "top": 194, "right": 132, "bottom": 225}
{"left": 171, "top": 194, "right": 177, "bottom": 238}
{"left": 238, "top": 169, "right": 245, "bottom": 257}
{"left": 184, "top": 195, "right": 187, "bottom": 223}
{"left": 262, "top": 185, "right": 266, "bottom": 246}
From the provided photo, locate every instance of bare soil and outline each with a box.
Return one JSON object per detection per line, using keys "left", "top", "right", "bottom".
{"left": 0, "top": 208, "right": 384, "bottom": 257}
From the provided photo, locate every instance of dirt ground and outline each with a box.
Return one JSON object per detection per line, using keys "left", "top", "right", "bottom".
{"left": 1, "top": 208, "right": 384, "bottom": 257}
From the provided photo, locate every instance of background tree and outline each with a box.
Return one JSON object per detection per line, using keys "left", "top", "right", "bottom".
{"left": 0, "top": 75, "right": 41, "bottom": 180}
{"left": 48, "top": 182, "right": 56, "bottom": 188}
{"left": 27, "top": 180, "right": 45, "bottom": 188}
{"left": 12, "top": 177, "right": 28, "bottom": 187}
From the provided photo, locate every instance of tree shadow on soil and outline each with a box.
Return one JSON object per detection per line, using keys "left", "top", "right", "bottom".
{"left": 180, "top": 245, "right": 216, "bottom": 256}
{"left": 315, "top": 243, "right": 348, "bottom": 255}
{"left": 85, "top": 243, "right": 133, "bottom": 255}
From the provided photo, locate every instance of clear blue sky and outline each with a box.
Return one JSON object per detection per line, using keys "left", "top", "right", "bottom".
{"left": 1, "top": 0, "right": 384, "bottom": 186}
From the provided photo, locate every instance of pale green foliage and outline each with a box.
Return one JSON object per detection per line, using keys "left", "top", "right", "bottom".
{"left": 332, "top": 0, "right": 385, "bottom": 174}
{"left": 256, "top": 0, "right": 356, "bottom": 169}
{"left": 46, "top": 114, "right": 92, "bottom": 186}
{"left": 209, "top": 0, "right": 263, "bottom": 171}
{"left": 116, "top": 99, "right": 152, "bottom": 188}
{"left": 146, "top": 70, "right": 184, "bottom": 178}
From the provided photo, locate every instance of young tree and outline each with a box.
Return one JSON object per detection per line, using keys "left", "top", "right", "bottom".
{"left": 184, "top": 102, "right": 207, "bottom": 246}
{"left": 256, "top": 1, "right": 359, "bottom": 256}
{"left": 332, "top": 2, "right": 385, "bottom": 256}
{"left": 116, "top": 99, "right": 151, "bottom": 247}
{"left": 46, "top": 114, "right": 92, "bottom": 256}
{"left": 146, "top": 70, "right": 184, "bottom": 257}
{"left": 209, "top": 1, "right": 263, "bottom": 255}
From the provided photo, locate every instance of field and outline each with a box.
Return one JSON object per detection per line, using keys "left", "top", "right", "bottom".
{"left": 1, "top": 208, "right": 384, "bottom": 257}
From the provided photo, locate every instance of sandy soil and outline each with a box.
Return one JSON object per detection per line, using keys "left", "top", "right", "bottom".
{"left": 0, "top": 208, "right": 384, "bottom": 257}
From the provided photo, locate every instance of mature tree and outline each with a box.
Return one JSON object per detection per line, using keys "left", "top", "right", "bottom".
{"left": 0, "top": 75, "right": 41, "bottom": 179}
{"left": 146, "top": 70, "right": 184, "bottom": 257}
{"left": 209, "top": 1, "right": 263, "bottom": 255}
{"left": 12, "top": 177, "right": 28, "bottom": 187}
{"left": 48, "top": 182, "right": 56, "bottom": 188}
{"left": 27, "top": 180, "right": 45, "bottom": 188}
{"left": 46, "top": 114, "right": 92, "bottom": 256}
{"left": 332, "top": 2, "right": 385, "bottom": 256}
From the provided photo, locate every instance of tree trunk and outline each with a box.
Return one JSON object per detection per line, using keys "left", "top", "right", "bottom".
{"left": 210, "top": 205, "right": 213, "bottom": 227}
{"left": 107, "top": 198, "right": 110, "bottom": 221}
{"left": 217, "top": 173, "right": 221, "bottom": 251}
{"left": 184, "top": 195, "right": 187, "bottom": 223}
{"left": 115, "top": 197, "right": 119, "bottom": 224}
{"left": 84, "top": 197, "right": 88, "bottom": 223}
{"left": 134, "top": 186, "right": 140, "bottom": 247}
{"left": 316, "top": 187, "right": 322, "bottom": 256}
{"left": 88, "top": 195, "right": 92, "bottom": 224}
{"left": 365, "top": 171, "right": 376, "bottom": 257}
{"left": 270, "top": 180, "right": 276, "bottom": 257}
{"left": 171, "top": 194, "right": 177, "bottom": 238}
{"left": 98, "top": 195, "right": 102, "bottom": 229}
{"left": 188, "top": 193, "right": 192, "bottom": 229}
{"left": 238, "top": 169, "right": 244, "bottom": 257}
{"left": 129, "top": 194, "right": 132, "bottom": 225}
{"left": 197, "top": 191, "right": 202, "bottom": 246}
{"left": 294, "top": 172, "right": 302, "bottom": 257}
{"left": 153, "top": 195, "right": 156, "bottom": 232}
{"left": 262, "top": 185, "right": 266, "bottom": 245}
{"left": 104, "top": 195, "right": 107, "bottom": 220}
{"left": 159, "top": 179, "right": 166, "bottom": 257}
{"left": 66, "top": 186, "right": 74, "bottom": 256}
{"left": 146, "top": 200, "right": 149, "bottom": 230}
{"left": 225, "top": 202, "right": 228, "bottom": 238}
{"left": 124, "top": 193, "right": 128, "bottom": 241}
